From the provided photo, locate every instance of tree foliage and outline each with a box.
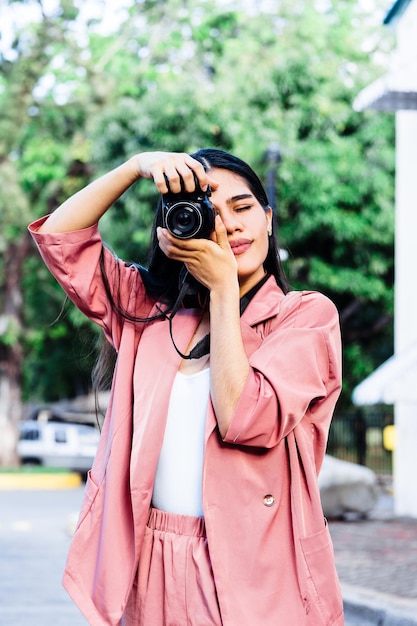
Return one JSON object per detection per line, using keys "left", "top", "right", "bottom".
{"left": 0, "top": 0, "right": 395, "bottom": 463}
{"left": 85, "top": 0, "right": 395, "bottom": 404}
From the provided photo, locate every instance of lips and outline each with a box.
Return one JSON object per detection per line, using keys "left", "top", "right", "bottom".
{"left": 229, "top": 238, "right": 252, "bottom": 255}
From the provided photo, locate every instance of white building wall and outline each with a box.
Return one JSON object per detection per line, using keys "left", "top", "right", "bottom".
{"left": 395, "top": 111, "right": 417, "bottom": 353}
{"left": 352, "top": 0, "right": 417, "bottom": 517}
{"left": 392, "top": 3, "right": 417, "bottom": 516}
{"left": 396, "top": 1, "right": 417, "bottom": 57}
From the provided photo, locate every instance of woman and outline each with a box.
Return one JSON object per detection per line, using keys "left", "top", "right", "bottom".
{"left": 29, "top": 149, "right": 344, "bottom": 626}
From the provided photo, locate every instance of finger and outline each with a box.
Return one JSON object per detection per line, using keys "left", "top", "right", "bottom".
{"left": 157, "top": 233, "right": 181, "bottom": 260}
{"left": 150, "top": 154, "right": 194, "bottom": 194}
{"left": 160, "top": 159, "right": 202, "bottom": 194}
{"left": 157, "top": 227, "right": 179, "bottom": 256}
{"left": 152, "top": 169, "right": 171, "bottom": 194}
{"left": 151, "top": 154, "right": 212, "bottom": 195}
{"left": 207, "top": 175, "right": 219, "bottom": 191}
{"left": 183, "top": 159, "right": 219, "bottom": 193}
{"left": 161, "top": 163, "right": 184, "bottom": 194}
{"left": 180, "top": 156, "right": 220, "bottom": 193}
{"left": 180, "top": 157, "right": 207, "bottom": 192}
{"left": 213, "top": 213, "right": 229, "bottom": 248}
{"left": 182, "top": 156, "right": 214, "bottom": 192}
{"left": 157, "top": 227, "right": 203, "bottom": 259}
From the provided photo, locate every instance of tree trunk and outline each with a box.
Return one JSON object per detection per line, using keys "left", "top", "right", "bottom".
{"left": 0, "top": 344, "right": 22, "bottom": 467}
{"left": 0, "top": 234, "right": 29, "bottom": 467}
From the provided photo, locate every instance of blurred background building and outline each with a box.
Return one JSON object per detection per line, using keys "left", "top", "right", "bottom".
{"left": 353, "top": 0, "right": 417, "bottom": 517}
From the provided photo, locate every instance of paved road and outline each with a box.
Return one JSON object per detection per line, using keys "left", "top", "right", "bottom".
{"left": 0, "top": 487, "right": 87, "bottom": 625}
{"left": 1, "top": 486, "right": 364, "bottom": 625}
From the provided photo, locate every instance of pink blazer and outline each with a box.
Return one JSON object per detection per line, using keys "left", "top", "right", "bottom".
{"left": 29, "top": 217, "right": 344, "bottom": 626}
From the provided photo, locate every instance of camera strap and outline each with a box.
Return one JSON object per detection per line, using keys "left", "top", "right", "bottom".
{"left": 168, "top": 272, "right": 270, "bottom": 360}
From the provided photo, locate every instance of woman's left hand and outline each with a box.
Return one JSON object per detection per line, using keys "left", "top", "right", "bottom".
{"left": 157, "top": 214, "right": 238, "bottom": 293}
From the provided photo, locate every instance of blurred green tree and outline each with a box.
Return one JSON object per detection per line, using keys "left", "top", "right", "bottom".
{"left": 0, "top": 0, "right": 103, "bottom": 464}
{"left": 0, "top": 0, "right": 395, "bottom": 465}
{"left": 86, "top": 0, "right": 395, "bottom": 404}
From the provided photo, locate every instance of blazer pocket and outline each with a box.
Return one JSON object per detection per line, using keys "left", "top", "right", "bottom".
{"left": 300, "top": 522, "right": 343, "bottom": 624}
{"left": 74, "top": 469, "right": 100, "bottom": 531}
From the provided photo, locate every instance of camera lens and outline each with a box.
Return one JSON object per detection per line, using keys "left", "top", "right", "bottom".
{"left": 165, "top": 202, "right": 203, "bottom": 239}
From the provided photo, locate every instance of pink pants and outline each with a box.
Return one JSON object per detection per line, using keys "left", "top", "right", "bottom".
{"left": 122, "top": 508, "right": 223, "bottom": 626}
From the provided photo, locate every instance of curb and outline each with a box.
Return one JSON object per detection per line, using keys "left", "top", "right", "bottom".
{"left": 342, "top": 583, "right": 417, "bottom": 626}
{"left": 0, "top": 472, "right": 82, "bottom": 490}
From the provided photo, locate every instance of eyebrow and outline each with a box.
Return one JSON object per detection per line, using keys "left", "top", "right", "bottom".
{"left": 226, "top": 193, "right": 254, "bottom": 205}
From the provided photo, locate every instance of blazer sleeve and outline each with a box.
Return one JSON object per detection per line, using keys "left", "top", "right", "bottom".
{"left": 28, "top": 216, "right": 153, "bottom": 350}
{"left": 223, "top": 291, "right": 342, "bottom": 448}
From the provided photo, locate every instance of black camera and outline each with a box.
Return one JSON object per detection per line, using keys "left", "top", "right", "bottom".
{"left": 162, "top": 180, "right": 215, "bottom": 240}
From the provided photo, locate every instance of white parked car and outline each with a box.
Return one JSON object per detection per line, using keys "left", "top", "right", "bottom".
{"left": 18, "top": 420, "right": 100, "bottom": 475}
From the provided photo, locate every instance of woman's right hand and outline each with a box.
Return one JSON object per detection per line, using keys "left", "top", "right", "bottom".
{"left": 37, "top": 151, "right": 216, "bottom": 234}
{"left": 133, "top": 152, "right": 216, "bottom": 195}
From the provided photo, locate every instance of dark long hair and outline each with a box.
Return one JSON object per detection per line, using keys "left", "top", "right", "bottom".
{"left": 93, "top": 148, "right": 289, "bottom": 396}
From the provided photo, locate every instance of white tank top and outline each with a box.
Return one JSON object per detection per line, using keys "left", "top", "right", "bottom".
{"left": 152, "top": 368, "right": 210, "bottom": 517}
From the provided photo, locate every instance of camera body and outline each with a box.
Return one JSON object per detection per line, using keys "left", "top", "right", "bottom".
{"left": 162, "top": 181, "right": 215, "bottom": 240}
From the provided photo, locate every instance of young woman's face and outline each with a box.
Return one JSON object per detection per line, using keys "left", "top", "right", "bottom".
{"left": 209, "top": 168, "right": 272, "bottom": 295}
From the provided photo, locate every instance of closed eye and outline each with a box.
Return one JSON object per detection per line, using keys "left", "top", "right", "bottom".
{"left": 235, "top": 205, "right": 252, "bottom": 212}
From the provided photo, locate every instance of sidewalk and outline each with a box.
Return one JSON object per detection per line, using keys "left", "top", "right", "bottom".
{"left": 329, "top": 482, "right": 417, "bottom": 625}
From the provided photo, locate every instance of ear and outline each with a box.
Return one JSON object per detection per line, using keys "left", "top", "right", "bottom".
{"left": 266, "top": 206, "right": 273, "bottom": 235}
